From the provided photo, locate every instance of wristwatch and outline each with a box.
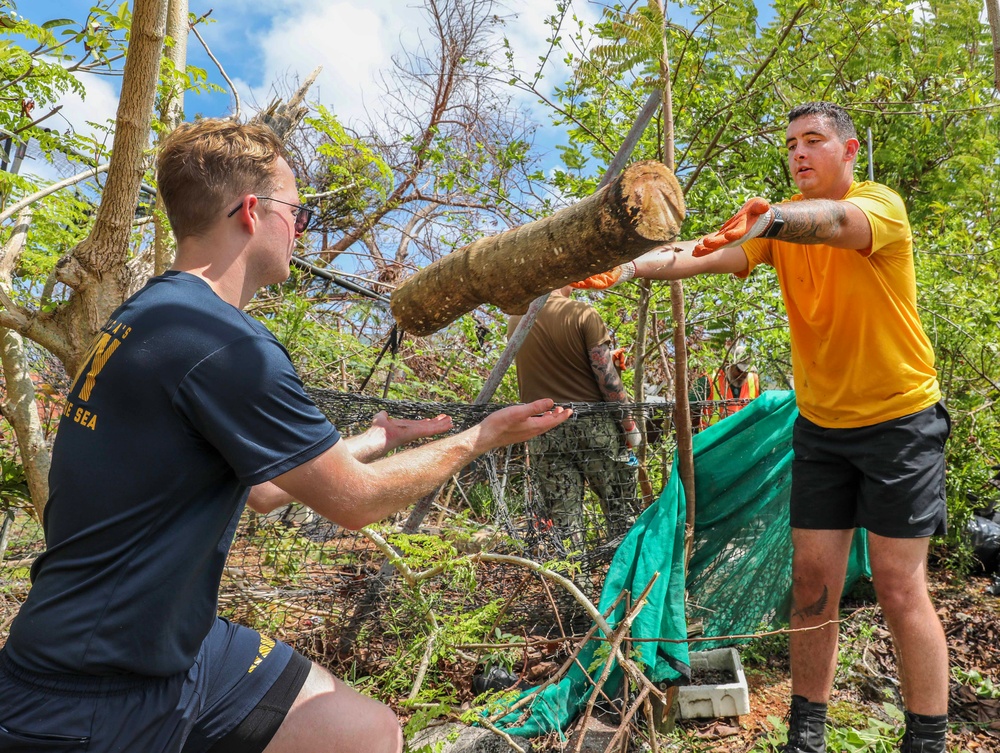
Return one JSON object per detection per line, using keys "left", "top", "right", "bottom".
{"left": 761, "top": 206, "right": 784, "bottom": 238}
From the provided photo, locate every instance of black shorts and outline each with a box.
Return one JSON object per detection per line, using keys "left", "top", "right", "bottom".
{"left": 0, "top": 618, "right": 310, "bottom": 753}
{"left": 790, "top": 402, "right": 950, "bottom": 537}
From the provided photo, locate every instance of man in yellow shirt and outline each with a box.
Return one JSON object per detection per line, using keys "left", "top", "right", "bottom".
{"left": 575, "top": 103, "right": 949, "bottom": 753}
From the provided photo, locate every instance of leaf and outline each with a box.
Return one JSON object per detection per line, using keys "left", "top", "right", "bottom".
{"left": 883, "top": 702, "right": 905, "bottom": 721}
{"left": 41, "top": 18, "right": 75, "bottom": 29}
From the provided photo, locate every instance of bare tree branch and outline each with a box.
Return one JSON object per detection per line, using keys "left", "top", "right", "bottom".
{"left": 0, "top": 163, "right": 111, "bottom": 226}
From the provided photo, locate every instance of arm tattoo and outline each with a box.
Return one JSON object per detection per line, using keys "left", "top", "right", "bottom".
{"left": 776, "top": 200, "right": 846, "bottom": 244}
{"left": 792, "top": 585, "right": 830, "bottom": 620}
{"left": 589, "top": 344, "right": 629, "bottom": 404}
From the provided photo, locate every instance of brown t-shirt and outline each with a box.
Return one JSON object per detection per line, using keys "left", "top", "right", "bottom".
{"left": 507, "top": 295, "right": 611, "bottom": 403}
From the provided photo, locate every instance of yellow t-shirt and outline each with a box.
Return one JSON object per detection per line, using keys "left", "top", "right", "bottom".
{"left": 741, "top": 181, "right": 940, "bottom": 428}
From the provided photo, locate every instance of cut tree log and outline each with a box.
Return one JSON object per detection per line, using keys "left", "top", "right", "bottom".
{"left": 390, "top": 160, "right": 685, "bottom": 336}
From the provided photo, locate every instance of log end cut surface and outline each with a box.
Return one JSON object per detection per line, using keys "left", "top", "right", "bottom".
{"left": 617, "top": 160, "right": 686, "bottom": 241}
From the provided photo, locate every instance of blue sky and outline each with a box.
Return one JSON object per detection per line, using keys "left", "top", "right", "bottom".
{"left": 19, "top": 0, "right": 615, "bottom": 177}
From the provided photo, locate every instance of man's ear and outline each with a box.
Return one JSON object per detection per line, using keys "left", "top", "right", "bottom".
{"left": 844, "top": 138, "right": 861, "bottom": 162}
{"left": 234, "top": 195, "right": 261, "bottom": 234}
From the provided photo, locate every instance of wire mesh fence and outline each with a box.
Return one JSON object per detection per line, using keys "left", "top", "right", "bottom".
{"left": 0, "top": 391, "right": 754, "bottom": 707}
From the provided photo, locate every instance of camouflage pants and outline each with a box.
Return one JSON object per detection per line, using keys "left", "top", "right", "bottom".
{"left": 527, "top": 415, "right": 639, "bottom": 543}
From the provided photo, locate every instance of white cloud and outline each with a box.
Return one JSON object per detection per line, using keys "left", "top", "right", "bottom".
{"left": 207, "top": 0, "right": 606, "bottom": 132}
{"left": 219, "top": 0, "right": 426, "bottom": 127}
{"left": 502, "top": 1, "right": 603, "bottom": 96}
{"left": 51, "top": 71, "right": 121, "bottom": 145}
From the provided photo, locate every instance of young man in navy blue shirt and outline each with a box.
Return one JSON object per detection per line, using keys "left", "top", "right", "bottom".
{"left": 0, "top": 119, "right": 571, "bottom": 753}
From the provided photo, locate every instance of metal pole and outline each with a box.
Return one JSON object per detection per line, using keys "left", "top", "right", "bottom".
{"left": 867, "top": 127, "right": 874, "bottom": 182}
{"left": 290, "top": 255, "right": 390, "bottom": 305}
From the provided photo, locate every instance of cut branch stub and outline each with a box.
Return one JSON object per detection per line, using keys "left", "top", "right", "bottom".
{"left": 390, "top": 160, "right": 685, "bottom": 336}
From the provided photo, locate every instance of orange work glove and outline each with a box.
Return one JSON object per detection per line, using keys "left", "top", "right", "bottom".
{"left": 612, "top": 347, "right": 628, "bottom": 371}
{"left": 692, "top": 197, "right": 773, "bottom": 257}
{"left": 571, "top": 261, "right": 637, "bottom": 290}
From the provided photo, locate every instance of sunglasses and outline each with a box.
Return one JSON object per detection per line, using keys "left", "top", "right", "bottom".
{"left": 227, "top": 196, "right": 313, "bottom": 234}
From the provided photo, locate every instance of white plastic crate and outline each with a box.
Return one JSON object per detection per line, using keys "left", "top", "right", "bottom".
{"left": 676, "top": 647, "right": 751, "bottom": 719}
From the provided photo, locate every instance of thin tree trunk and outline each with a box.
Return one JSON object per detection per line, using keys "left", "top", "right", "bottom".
{"left": 390, "top": 161, "right": 685, "bottom": 336}
{"left": 45, "top": 0, "right": 169, "bottom": 376}
{"left": 987, "top": 0, "right": 1000, "bottom": 94}
{"left": 650, "top": 0, "right": 695, "bottom": 549}
{"left": 153, "top": 0, "right": 189, "bottom": 276}
{"left": 0, "top": 330, "right": 51, "bottom": 521}
{"left": 64, "top": 0, "right": 167, "bottom": 279}
{"left": 0, "top": 209, "right": 50, "bottom": 518}
{"left": 162, "top": 0, "right": 188, "bottom": 128}
{"left": 650, "top": 0, "right": 692, "bottom": 732}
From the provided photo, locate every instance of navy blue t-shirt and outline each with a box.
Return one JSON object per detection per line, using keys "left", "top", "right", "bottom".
{"left": 5, "top": 272, "right": 340, "bottom": 677}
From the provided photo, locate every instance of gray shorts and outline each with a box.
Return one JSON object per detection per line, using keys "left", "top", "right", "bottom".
{"left": 790, "top": 402, "right": 950, "bottom": 537}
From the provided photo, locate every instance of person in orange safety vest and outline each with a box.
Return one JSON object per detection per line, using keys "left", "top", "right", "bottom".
{"left": 698, "top": 346, "right": 760, "bottom": 431}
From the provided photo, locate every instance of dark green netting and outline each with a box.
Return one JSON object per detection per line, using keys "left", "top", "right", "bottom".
{"left": 685, "top": 391, "right": 871, "bottom": 649}
{"left": 498, "top": 390, "right": 870, "bottom": 738}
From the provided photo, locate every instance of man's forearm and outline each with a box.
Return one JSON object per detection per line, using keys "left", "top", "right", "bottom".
{"left": 588, "top": 343, "right": 639, "bottom": 444}
{"left": 768, "top": 200, "right": 872, "bottom": 249}
{"left": 633, "top": 241, "right": 749, "bottom": 280}
{"left": 271, "top": 401, "right": 570, "bottom": 530}
{"left": 589, "top": 344, "right": 630, "bottom": 404}
{"left": 274, "top": 430, "right": 479, "bottom": 530}
{"left": 630, "top": 198, "right": 870, "bottom": 282}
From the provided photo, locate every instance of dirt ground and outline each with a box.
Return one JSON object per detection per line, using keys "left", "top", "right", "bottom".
{"left": 335, "top": 549, "right": 999, "bottom": 752}
{"left": 666, "top": 569, "right": 1000, "bottom": 752}
{"left": 3, "top": 517, "right": 998, "bottom": 752}
{"left": 378, "top": 557, "right": 999, "bottom": 752}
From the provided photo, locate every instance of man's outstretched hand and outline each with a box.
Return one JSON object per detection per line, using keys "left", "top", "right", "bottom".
{"left": 571, "top": 261, "right": 637, "bottom": 290}
{"left": 693, "top": 197, "right": 772, "bottom": 257}
{"left": 478, "top": 399, "right": 572, "bottom": 450}
{"left": 372, "top": 411, "right": 453, "bottom": 453}
{"left": 344, "top": 411, "right": 454, "bottom": 462}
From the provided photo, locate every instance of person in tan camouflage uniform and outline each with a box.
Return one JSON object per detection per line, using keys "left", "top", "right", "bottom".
{"left": 508, "top": 286, "right": 640, "bottom": 545}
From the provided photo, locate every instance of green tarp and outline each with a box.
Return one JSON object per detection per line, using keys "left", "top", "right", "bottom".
{"left": 499, "top": 390, "right": 870, "bottom": 737}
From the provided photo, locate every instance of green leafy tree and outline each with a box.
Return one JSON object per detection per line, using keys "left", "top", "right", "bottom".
{"left": 518, "top": 0, "right": 999, "bottom": 548}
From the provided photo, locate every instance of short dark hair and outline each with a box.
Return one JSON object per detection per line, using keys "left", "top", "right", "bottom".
{"left": 788, "top": 102, "right": 858, "bottom": 142}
